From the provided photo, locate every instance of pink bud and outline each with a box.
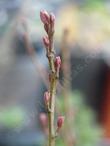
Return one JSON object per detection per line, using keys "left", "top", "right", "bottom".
{"left": 55, "top": 56, "right": 61, "bottom": 69}
{"left": 43, "top": 36, "right": 49, "bottom": 48}
{"left": 57, "top": 116, "right": 65, "bottom": 129}
{"left": 40, "top": 10, "right": 50, "bottom": 24}
{"left": 44, "top": 91, "right": 50, "bottom": 105}
{"left": 50, "top": 13, "right": 55, "bottom": 26}
{"left": 39, "top": 113, "right": 47, "bottom": 127}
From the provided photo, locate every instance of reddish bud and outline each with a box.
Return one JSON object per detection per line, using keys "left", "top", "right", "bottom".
{"left": 50, "top": 13, "right": 55, "bottom": 26}
{"left": 44, "top": 91, "right": 50, "bottom": 105}
{"left": 57, "top": 116, "right": 65, "bottom": 129}
{"left": 40, "top": 10, "right": 50, "bottom": 24}
{"left": 43, "top": 36, "right": 49, "bottom": 48}
{"left": 55, "top": 56, "right": 61, "bottom": 69}
{"left": 39, "top": 113, "right": 47, "bottom": 127}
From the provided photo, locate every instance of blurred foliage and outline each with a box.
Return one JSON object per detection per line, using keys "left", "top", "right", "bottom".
{"left": 0, "top": 107, "right": 26, "bottom": 129}
{"left": 83, "top": 0, "right": 108, "bottom": 14}
{"left": 56, "top": 91, "right": 102, "bottom": 146}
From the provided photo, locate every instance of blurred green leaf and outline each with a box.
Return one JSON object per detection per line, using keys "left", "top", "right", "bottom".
{"left": 0, "top": 107, "right": 26, "bottom": 129}
{"left": 56, "top": 90, "right": 102, "bottom": 146}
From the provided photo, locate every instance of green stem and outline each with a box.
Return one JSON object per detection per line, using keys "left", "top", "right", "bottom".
{"left": 48, "top": 74, "right": 56, "bottom": 146}
{"left": 47, "top": 29, "right": 56, "bottom": 146}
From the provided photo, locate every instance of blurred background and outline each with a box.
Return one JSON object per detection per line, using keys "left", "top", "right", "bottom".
{"left": 0, "top": 0, "right": 110, "bottom": 146}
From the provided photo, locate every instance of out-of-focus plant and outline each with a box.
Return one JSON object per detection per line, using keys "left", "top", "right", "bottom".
{"left": 0, "top": 107, "right": 26, "bottom": 129}
{"left": 39, "top": 10, "right": 64, "bottom": 146}
{"left": 57, "top": 91, "right": 102, "bottom": 146}
{"left": 21, "top": 18, "right": 48, "bottom": 88}
{"left": 55, "top": 28, "right": 102, "bottom": 146}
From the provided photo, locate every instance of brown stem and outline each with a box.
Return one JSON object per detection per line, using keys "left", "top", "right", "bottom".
{"left": 48, "top": 74, "right": 56, "bottom": 146}
{"left": 40, "top": 11, "right": 61, "bottom": 146}
{"left": 47, "top": 27, "right": 56, "bottom": 146}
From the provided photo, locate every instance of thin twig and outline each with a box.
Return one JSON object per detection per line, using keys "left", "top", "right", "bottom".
{"left": 40, "top": 10, "right": 64, "bottom": 146}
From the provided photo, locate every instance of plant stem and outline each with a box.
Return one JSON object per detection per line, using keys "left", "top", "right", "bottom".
{"left": 47, "top": 74, "right": 56, "bottom": 146}
{"left": 47, "top": 26, "right": 56, "bottom": 146}
{"left": 40, "top": 11, "right": 61, "bottom": 146}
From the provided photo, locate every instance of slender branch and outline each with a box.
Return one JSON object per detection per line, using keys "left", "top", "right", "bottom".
{"left": 40, "top": 10, "right": 64, "bottom": 146}
{"left": 47, "top": 15, "right": 56, "bottom": 146}
{"left": 40, "top": 11, "right": 56, "bottom": 146}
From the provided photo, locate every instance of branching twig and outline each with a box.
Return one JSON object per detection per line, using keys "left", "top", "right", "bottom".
{"left": 40, "top": 10, "right": 64, "bottom": 146}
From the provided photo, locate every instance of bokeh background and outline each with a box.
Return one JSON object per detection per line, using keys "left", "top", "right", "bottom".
{"left": 0, "top": 0, "right": 110, "bottom": 146}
